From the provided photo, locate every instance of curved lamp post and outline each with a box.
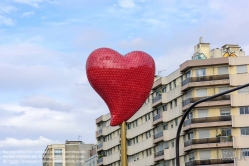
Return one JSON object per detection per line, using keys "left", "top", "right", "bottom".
{"left": 176, "top": 82, "right": 249, "bottom": 166}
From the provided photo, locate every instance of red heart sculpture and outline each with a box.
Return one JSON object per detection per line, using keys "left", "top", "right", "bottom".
{"left": 86, "top": 48, "right": 155, "bottom": 126}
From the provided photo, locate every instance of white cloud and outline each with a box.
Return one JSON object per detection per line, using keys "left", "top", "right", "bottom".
{"left": 20, "top": 95, "right": 72, "bottom": 112}
{"left": 118, "top": 0, "right": 135, "bottom": 8}
{"left": 21, "top": 11, "right": 35, "bottom": 17}
{"left": 119, "top": 37, "right": 150, "bottom": 49}
{"left": 13, "top": 0, "right": 44, "bottom": 8}
{"left": 0, "top": 136, "right": 57, "bottom": 149}
{"left": 0, "top": 15, "right": 14, "bottom": 26}
{"left": 0, "top": 5, "right": 16, "bottom": 14}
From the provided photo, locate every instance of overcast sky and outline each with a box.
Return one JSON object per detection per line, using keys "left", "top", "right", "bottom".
{"left": 1, "top": 0, "right": 249, "bottom": 165}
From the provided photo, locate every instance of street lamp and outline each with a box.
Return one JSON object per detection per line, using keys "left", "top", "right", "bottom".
{"left": 176, "top": 82, "right": 249, "bottom": 166}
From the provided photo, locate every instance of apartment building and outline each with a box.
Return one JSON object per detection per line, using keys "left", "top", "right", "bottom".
{"left": 42, "top": 140, "right": 94, "bottom": 166}
{"left": 95, "top": 41, "right": 249, "bottom": 166}
{"left": 84, "top": 145, "right": 98, "bottom": 166}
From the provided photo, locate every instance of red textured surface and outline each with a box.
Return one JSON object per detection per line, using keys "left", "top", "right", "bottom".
{"left": 86, "top": 48, "right": 155, "bottom": 126}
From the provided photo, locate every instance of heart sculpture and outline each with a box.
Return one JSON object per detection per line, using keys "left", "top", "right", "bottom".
{"left": 86, "top": 48, "right": 155, "bottom": 126}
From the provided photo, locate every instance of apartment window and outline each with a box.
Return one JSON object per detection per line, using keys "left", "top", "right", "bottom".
{"left": 170, "top": 102, "right": 173, "bottom": 109}
{"left": 162, "top": 86, "right": 166, "bottom": 93}
{"left": 163, "top": 104, "right": 167, "bottom": 111}
{"left": 238, "top": 87, "right": 249, "bottom": 94}
{"left": 237, "top": 65, "right": 247, "bottom": 74}
{"left": 187, "top": 111, "right": 193, "bottom": 119}
{"left": 198, "top": 109, "right": 208, "bottom": 118}
{"left": 174, "top": 99, "right": 177, "bottom": 107}
{"left": 199, "top": 130, "right": 210, "bottom": 138}
{"left": 242, "top": 149, "right": 249, "bottom": 156}
{"left": 241, "top": 128, "right": 249, "bottom": 135}
{"left": 188, "top": 132, "right": 194, "bottom": 140}
{"left": 169, "top": 83, "right": 172, "bottom": 90}
{"left": 196, "top": 68, "right": 206, "bottom": 77}
{"left": 196, "top": 88, "right": 207, "bottom": 97}
{"left": 171, "top": 121, "right": 174, "bottom": 128}
{"left": 189, "top": 152, "right": 195, "bottom": 161}
{"left": 186, "top": 90, "right": 192, "bottom": 99}
{"left": 220, "top": 108, "right": 231, "bottom": 116}
{"left": 128, "top": 140, "right": 132, "bottom": 146}
{"left": 172, "top": 159, "right": 175, "bottom": 166}
{"left": 164, "top": 141, "right": 169, "bottom": 149}
{"left": 54, "top": 149, "right": 62, "bottom": 156}
{"left": 163, "top": 123, "right": 168, "bottom": 130}
{"left": 127, "top": 123, "right": 131, "bottom": 129}
{"left": 128, "top": 156, "right": 132, "bottom": 163}
{"left": 221, "top": 128, "right": 232, "bottom": 136}
{"left": 240, "top": 107, "right": 249, "bottom": 114}
{"left": 54, "top": 164, "right": 62, "bottom": 166}
{"left": 186, "top": 71, "right": 191, "bottom": 78}
{"left": 218, "top": 87, "right": 229, "bottom": 93}
{"left": 175, "top": 118, "right": 178, "bottom": 126}
{"left": 171, "top": 141, "right": 174, "bottom": 148}
{"left": 218, "top": 66, "right": 228, "bottom": 75}
{"left": 173, "top": 80, "right": 177, "bottom": 88}
{"left": 165, "top": 161, "right": 170, "bottom": 166}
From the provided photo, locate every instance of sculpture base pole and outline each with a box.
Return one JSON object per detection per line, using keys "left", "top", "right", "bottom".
{"left": 121, "top": 121, "right": 128, "bottom": 166}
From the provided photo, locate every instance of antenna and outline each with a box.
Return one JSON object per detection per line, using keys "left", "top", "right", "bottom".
{"left": 78, "top": 135, "right": 82, "bottom": 141}
{"left": 158, "top": 70, "right": 166, "bottom": 76}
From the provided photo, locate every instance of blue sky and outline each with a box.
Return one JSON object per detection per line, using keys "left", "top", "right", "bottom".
{"left": 0, "top": 0, "right": 249, "bottom": 165}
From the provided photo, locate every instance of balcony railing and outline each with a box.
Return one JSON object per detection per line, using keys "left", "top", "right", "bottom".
{"left": 184, "top": 136, "right": 233, "bottom": 147}
{"left": 183, "top": 116, "right": 231, "bottom": 127}
{"left": 182, "top": 74, "right": 229, "bottom": 87}
{"left": 153, "top": 113, "right": 162, "bottom": 121}
{"left": 182, "top": 95, "right": 230, "bottom": 107}
{"left": 185, "top": 158, "right": 234, "bottom": 166}
{"left": 97, "top": 157, "right": 103, "bottom": 164}
{"left": 153, "top": 94, "right": 162, "bottom": 103}
{"left": 154, "top": 150, "right": 164, "bottom": 158}
{"left": 154, "top": 131, "right": 163, "bottom": 139}
{"left": 97, "top": 143, "right": 103, "bottom": 149}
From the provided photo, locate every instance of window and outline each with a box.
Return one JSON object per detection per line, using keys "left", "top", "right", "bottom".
{"left": 172, "top": 159, "right": 175, "bottom": 166}
{"left": 218, "top": 66, "right": 228, "bottom": 74}
{"left": 175, "top": 118, "right": 178, "bottom": 126}
{"left": 220, "top": 108, "right": 231, "bottom": 116}
{"left": 241, "top": 128, "right": 249, "bottom": 135}
{"left": 199, "top": 130, "right": 210, "bottom": 138}
{"left": 196, "top": 88, "right": 207, "bottom": 97}
{"left": 187, "top": 111, "right": 193, "bottom": 119}
{"left": 196, "top": 68, "right": 206, "bottom": 77}
{"left": 186, "top": 90, "right": 192, "bottom": 99}
{"left": 170, "top": 102, "right": 173, "bottom": 109}
{"left": 171, "top": 141, "right": 174, "bottom": 148}
{"left": 54, "top": 149, "right": 62, "bottom": 156}
{"left": 174, "top": 99, "right": 177, "bottom": 107}
{"left": 198, "top": 109, "right": 208, "bottom": 118}
{"left": 163, "top": 123, "right": 168, "bottom": 130}
{"left": 162, "top": 86, "right": 166, "bottom": 93}
{"left": 221, "top": 128, "right": 232, "bottom": 136}
{"left": 236, "top": 65, "right": 247, "bottom": 74}
{"left": 218, "top": 87, "right": 229, "bottom": 93}
{"left": 200, "top": 151, "right": 210, "bottom": 160}
{"left": 164, "top": 141, "right": 169, "bottom": 149}
{"left": 127, "top": 123, "right": 131, "bottom": 129}
{"left": 238, "top": 87, "right": 249, "bottom": 94}
{"left": 189, "top": 152, "right": 195, "bottom": 161}
{"left": 169, "top": 83, "right": 172, "bottom": 90}
{"left": 242, "top": 148, "right": 249, "bottom": 156}
{"left": 163, "top": 104, "right": 167, "bottom": 111}
{"left": 240, "top": 107, "right": 249, "bottom": 114}
{"left": 171, "top": 121, "right": 174, "bottom": 128}
{"left": 173, "top": 80, "right": 177, "bottom": 88}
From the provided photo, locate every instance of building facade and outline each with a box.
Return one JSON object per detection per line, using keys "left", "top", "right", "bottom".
{"left": 95, "top": 41, "right": 249, "bottom": 166}
{"left": 84, "top": 145, "right": 98, "bottom": 166}
{"left": 42, "top": 141, "right": 95, "bottom": 166}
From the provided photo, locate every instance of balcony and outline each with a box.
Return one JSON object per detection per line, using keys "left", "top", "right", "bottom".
{"left": 154, "top": 150, "right": 164, "bottom": 162}
{"left": 153, "top": 113, "right": 163, "bottom": 125}
{"left": 185, "top": 158, "right": 234, "bottom": 166}
{"left": 97, "top": 143, "right": 103, "bottom": 151}
{"left": 182, "top": 74, "right": 230, "bottom": 91}
{"left": 96, "top": 128, "right": 103, "bottom": 137}
{"left": 184, "top": 137, "right": 233, "bottom": 151}
{"left": 97, "top": 157, "right": 103, "bottom": 165}
{"left": 183, "top": 116, "right": 232, "bottom": 131}
{"left": 154, "top": 131, "right": 163, "bottom": 143}
{"left": 182, "top": 95, "right": 230, "bottom": 111}
{"left": 152, "top": 95, "right": 162, "bottom": 107}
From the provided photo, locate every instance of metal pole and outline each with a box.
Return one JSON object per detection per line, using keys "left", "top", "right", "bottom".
{"left": 121, "top": 121, "right": 128, "bottom": 166}
{"left": 176, "top": 82, "right": 249, "bottom": 166}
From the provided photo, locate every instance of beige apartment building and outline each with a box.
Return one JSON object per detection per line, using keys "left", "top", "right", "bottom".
{"left": 42, "top": 140, "right": 95, "bottom": 166}
{"left": 95, "top": 41, "right": 249, "bottom": 166}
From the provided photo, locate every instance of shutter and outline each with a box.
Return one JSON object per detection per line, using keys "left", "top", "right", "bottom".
{"left": 200, "top": 151, "right": 211, "bottom": 160}
{"left": 198, "top": 130, "right": 210, "bottom": 138}
{"left": 218, "top": 66, "right": 228, "bottom": 74}
{"left": 236, "top": 65, "right": 247, "bottom": 74}
{"left": 218, "top": 87, "right": 229, "bottom": 93}
{"left": 220, "top": 108, "right": 231, "bottom": 115}
{"left": 198, "top": 109, "right": 208, "bottom": 118}
{"left": 196, "top": 89, "right": 207, "bottom": 97}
